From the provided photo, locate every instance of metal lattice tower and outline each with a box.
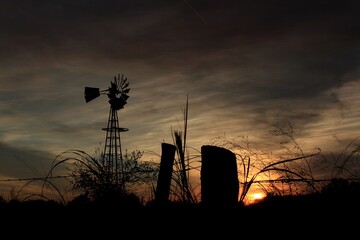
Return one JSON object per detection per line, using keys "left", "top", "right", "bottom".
{"left": 102, "top": 105, "right": 128, "bottom": 181}
{"left": 84, "top": 74, "right": 130, "bottom": 183}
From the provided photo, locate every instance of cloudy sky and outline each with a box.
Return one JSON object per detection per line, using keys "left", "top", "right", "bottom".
{"left": 1, "top": 0, "right": 360, "bottom": 198}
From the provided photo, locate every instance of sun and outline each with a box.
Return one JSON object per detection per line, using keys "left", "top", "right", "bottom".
{"left": 252, "top": 193, "right": 265, "bottom": 200}
{"left": 245, "top": 192, "right": 266, "bottom": 205}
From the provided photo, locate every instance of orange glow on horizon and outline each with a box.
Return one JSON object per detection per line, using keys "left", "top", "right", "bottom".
{"left": 252, "top": 192, "right": 265, "bottom": 200}
{"left": 244, "top": 192, "right": 266, "bottom": 205}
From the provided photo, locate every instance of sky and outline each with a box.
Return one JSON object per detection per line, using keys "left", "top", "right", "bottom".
{"left": 1, "top": 0, "right": 360, "bottom": 200}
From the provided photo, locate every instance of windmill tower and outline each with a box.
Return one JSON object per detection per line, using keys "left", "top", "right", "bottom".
{"left": 84, "top": 74, "right": 130, "bottom": 185}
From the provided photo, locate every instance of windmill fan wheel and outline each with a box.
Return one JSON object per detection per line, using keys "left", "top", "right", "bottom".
{"left": 107, "top": 74, "right": 130, "bottom": 110}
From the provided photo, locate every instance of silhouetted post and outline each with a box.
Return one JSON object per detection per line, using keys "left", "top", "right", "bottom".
{"left": 201, "top": 145, "right": 239, "bottom": 208}
{"left": 155, "top": 143, "right": 176, "bottom": 207}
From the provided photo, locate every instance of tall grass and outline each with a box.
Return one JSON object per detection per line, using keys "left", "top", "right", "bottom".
{"left": 169, "top": 96, "right": 199, "bottom": 204}
{"left": 212, "top": 122, "right": 360, "bottom": 205}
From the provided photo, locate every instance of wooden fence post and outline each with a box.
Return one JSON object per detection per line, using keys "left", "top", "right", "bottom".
{"left": 201, "top": 145, "right": 239, "bottom": 208}
{"left": 155, "top": 143, "right": 176, "bottom": 207}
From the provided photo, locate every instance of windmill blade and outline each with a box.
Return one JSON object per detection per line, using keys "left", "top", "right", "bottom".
{"left": 119, "top": 76, "right": 127, "bottom": 87}
{"left": 122, "top": 82, "right": 129, "bottom": 90}
{"left": 121, "top": 94, "right": 129, "bottom": 101}
{"left": 84, "top": 87, "right": 100, "bottom": 103}
{"left": 122, "top": 88, "right": 130, "bottom": 94}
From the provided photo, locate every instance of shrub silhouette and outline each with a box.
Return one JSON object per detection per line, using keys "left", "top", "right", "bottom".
{"left": 43, "top": 148, "right": 158, "bottom": 208}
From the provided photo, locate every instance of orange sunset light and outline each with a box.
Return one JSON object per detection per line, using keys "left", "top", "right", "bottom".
{"left": 245, "top": 192, "right": 266, "bottom": 205}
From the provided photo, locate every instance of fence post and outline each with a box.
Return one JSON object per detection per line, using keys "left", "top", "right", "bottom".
{"left": 201, "top": 145, "right": 239, "bottom": 208}
{"left": 155, "top": 143, "right": 176, "bottom": 207}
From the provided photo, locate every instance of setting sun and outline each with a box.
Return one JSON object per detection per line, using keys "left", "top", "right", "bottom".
{"left": 252, "top": 193, "right": 265, "bottom": 200}
{"left": 245, "top": 192, "right": 266, "bottom": 205}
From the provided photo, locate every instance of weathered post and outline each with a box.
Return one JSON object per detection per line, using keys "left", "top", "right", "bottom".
{"left": 155, "top": 143, "right": 177, "bottom": 207}
{"left": 201, "top": 145, "right": 239, "bottom": 208}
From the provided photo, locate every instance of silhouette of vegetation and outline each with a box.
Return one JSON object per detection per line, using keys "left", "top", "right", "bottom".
{"left": 168, "top": 96, "right": 199, "bottom": 206}
{"left": 329, "top": 136, "right": 360, "bottom": 180}
{"left": 211, "top": 140, "right": 314, "bottom": 204}
{"left": 248, "top": 177, "right": 360, "bottom": 211}
{"left": 41, "top": 148, "right": 159, "bottom": 207}
{"left": 211, "top": 122, "right": 360, "bottom": 205}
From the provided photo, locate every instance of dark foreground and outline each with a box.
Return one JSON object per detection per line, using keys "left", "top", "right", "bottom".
{"left": 0, "top": 197, "right": 358, "bottom": 238}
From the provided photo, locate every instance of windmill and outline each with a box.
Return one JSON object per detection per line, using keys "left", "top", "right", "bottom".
{"left": 84, "top": 74, "right": 130, "bottom": 184}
